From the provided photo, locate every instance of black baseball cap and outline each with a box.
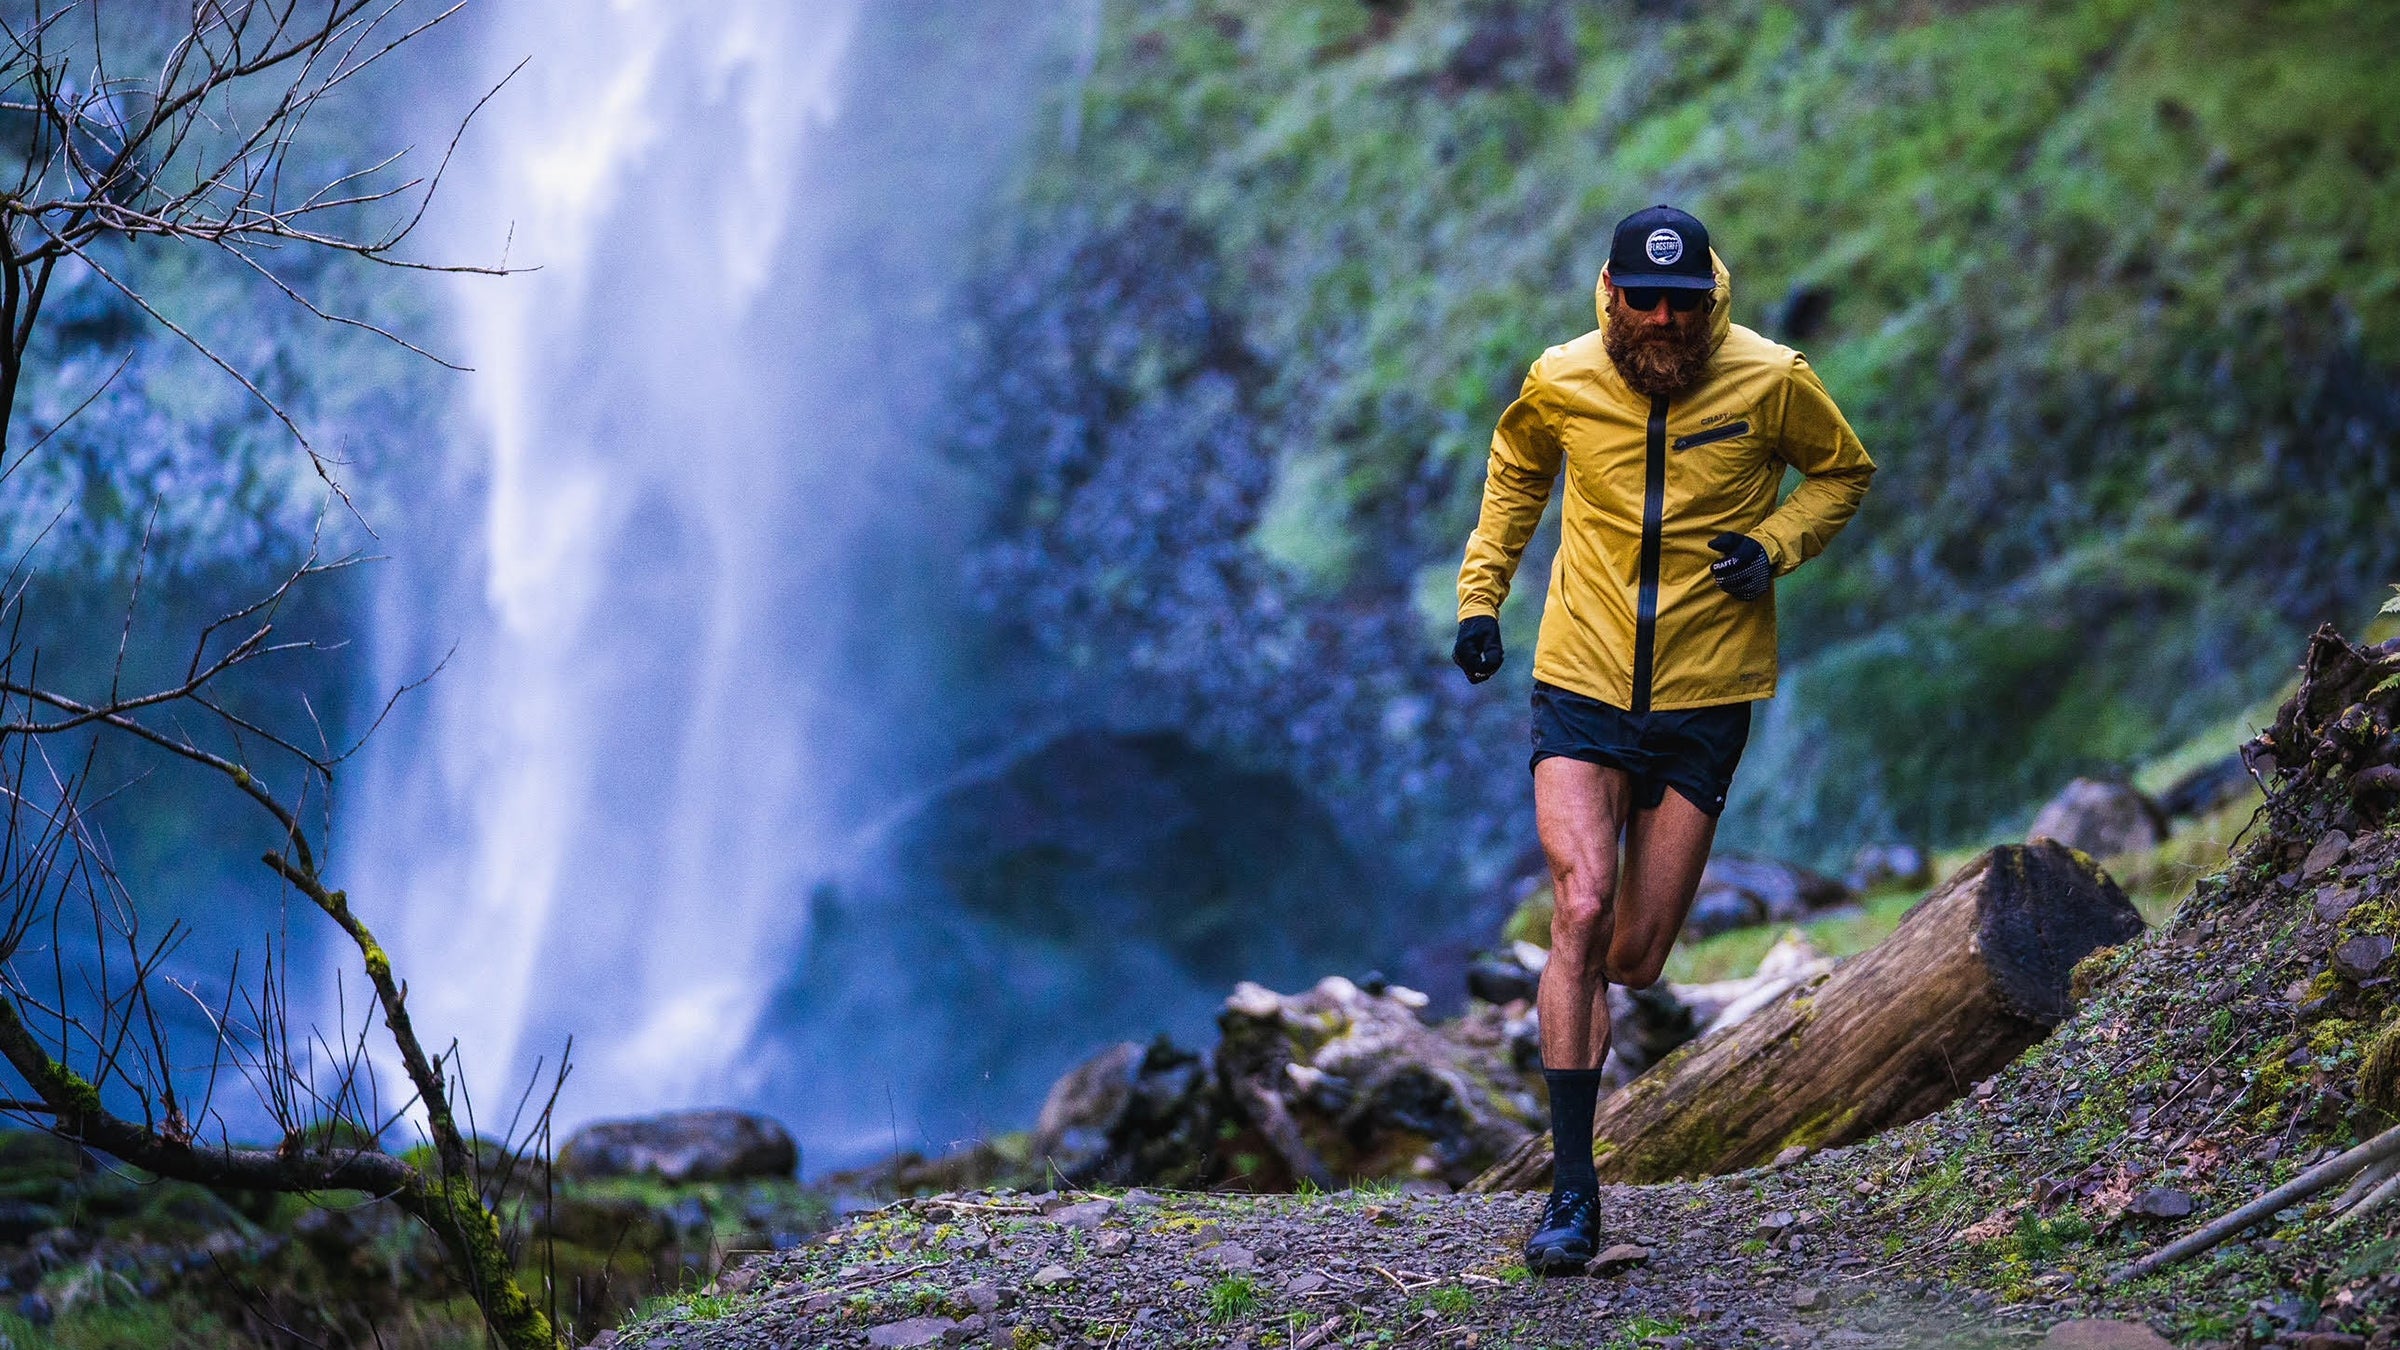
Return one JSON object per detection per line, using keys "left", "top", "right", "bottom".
{"left": 1608, "top": 205, "right": 1714, "bottom": 290}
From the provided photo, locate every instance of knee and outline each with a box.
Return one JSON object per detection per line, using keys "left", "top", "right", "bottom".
{"left": 1604, "top": 935, "right": 1668, "bottom": 990}
{"left": 1547, "top": 867, "right": 1616, "bottom": 955}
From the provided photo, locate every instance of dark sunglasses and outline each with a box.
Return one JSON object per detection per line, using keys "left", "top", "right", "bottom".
{"left": 1620, "top": 286, "right": 1709, "bottom": 313}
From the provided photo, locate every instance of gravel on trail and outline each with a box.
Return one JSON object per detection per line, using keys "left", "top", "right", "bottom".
{"left": 600, "top": 1180, "right": 2074, "bottom": 1349}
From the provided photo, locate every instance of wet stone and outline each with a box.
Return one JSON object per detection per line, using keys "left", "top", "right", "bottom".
{"left": 2302, "top": 830, "right": 2352, "bottom": 880}
{"left": 2128, "top": 1188, "right": 2193, "bottom": 1220}
{"left": 2334, "top": 934, "right": 2396, "bottom": 982}
{"left": 1201, "top": 1242, "right": 1257, "bottom": 1272}
{"left": 2040, "top": 1320, "right": 2174, "bottom": 1350}
{"left": 1593, "top": 1244, "right": 1652, "bottom": 1272}
{"left": 865, "top": 1317, "right": 956, "bottom": 1349}
{"left": 1043, "top": 1200, "right": 1113, "bottom": 1230}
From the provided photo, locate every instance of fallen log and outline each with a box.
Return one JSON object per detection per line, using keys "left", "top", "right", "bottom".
{"left": 1468, "top": 841, "right": 2144, "bottom": 1191}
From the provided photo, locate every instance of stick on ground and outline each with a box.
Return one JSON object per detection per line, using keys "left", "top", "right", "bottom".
{"left": 2115, "top": 1124, "right": 2400, "bottom": 1281}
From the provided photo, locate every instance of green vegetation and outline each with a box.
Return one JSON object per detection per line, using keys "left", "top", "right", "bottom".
{"left": 967, "top": 0, "right": 2400, "bottom": 873}
{"left": 1606, "top": 1314, "right": 1685, "bottom": 1347}
{"left": 1208, "top": 1272, "right": 1264, "bottom": 1322}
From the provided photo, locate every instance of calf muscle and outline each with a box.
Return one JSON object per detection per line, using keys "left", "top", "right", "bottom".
{"left": 1532, "top": 758, "right": 1719, "bottom": 1068}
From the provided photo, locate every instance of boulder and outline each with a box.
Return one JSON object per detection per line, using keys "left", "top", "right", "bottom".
{"left": 1465, "top": 953, "right": 1539, "bottom": 1006}
{"left": 1217, "top": 975, "right": 1536, "bottom": 1188}
{"left": 2027, "top": 778, "right": 2165, "bottom": 860}
{"left": 1686, "top": 856, "right": 1852, "bottom": 939}
{"left": 1844, "top": 842, "right": 1933, "bottom": 893}
{"left": 1032, "top": 1041, "right": 1142, "bottom": 1171}
{"left": 557, "top": 1110, "right": 797, "bottom": 1184}
{"left": 1028, "top": 1035, "right": 1219, "bottom": 1189}
{"left": 1604, "top": 983, "right": 1699, "bottom": 1074}
{"left": 2157, "top": 751, "right": 2259, "bottom": 819}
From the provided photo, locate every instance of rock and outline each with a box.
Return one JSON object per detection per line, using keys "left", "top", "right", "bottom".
{"left": 1201, "top": 1242, "right": 1257, "bottom": 1273}
{"left": 2157, "top": 751, "right": 2259, "bottom": 819}
{"left": 1592, "top": 1243, "right": 1651, "bottom": 1271}
{"left": 1032, "top": 1042, "right": 1142, "bottom": 1171}
{"left": 2039, "top": 1320, "right": 2173, "bottom": 1350}
{"left": 1606, "top": 982, "right": 1699, "bottom": 1073}
{"left": 866, "top": 1317, "right": 957, "bottom": 1348}
{"left": 1684, "top": 884, "right": 1765, "bottom": 940}
{"left": 1282, "top": 1271, "right": 1326, "bottom": 1295}
{"left": 2027, "top": 779, "right": 2165, "bottom": 860}
{"left": 1773, "top": 1146, "right": 1811, "bottom": 1168}
{"left": 557, "top": 1110, "right": 797, "bottom": 1183}
{"left": 2128, "top": 1188, "right": 2193, "bottom": 1220}
{"left": 1466, "top": 953, "right": 1539, "bottom": 1006}
{"left": 2316, "top": 885, "right": 2362, "bottom": 923}
{"left": 2303, "top": 830, "right": 2352, "bottom": 880}
{"left": 1025, "top": 1034, "right": 1218, "bottom": 1188}
{"left": 1791, "top": 1286, "right": 1828, "bottom": 1311}
{"left": 1688, "top": 856, "right": 1853, "bottom": 938}
{"left": 1028, "top": 1264, "right": 1072, "bottom": 1288}
{"left": 1756, "top": 1211, "right": 1798, "bottom": 1239}
{"left": 1845, "top": 843, "right": 1933, "bottom": 892}
{"left": 0, "top": 1201, "right": 57, "bottom": 1243}
{"left": 1092, "top": 1230, "right": 1132, "bottom": 1257}
{"left": 1216, "top": 975, "right": 1534, "bottom": 1189}
{"left": 2334, "top": 934, "right": 2395, "bottom": 982}
{"left": 1042, "top": 1199, "right": 1113, "bottom": 1229}
{"left": 956, "top": 1283, "right": 1001, "bottom": 1315}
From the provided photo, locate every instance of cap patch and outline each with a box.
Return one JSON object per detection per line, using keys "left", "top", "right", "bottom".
{"left": 1644, "top": 229, "right": 1685, "bottom": 266}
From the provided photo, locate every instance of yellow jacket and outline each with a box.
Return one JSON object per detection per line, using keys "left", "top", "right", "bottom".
{"left": 1457, "top": 255, "right": 1873, "bottom": 711}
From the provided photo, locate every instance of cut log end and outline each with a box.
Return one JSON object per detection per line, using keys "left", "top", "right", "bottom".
{"left": 1979, "top": 841, "right": 2146, "bottom": 1025}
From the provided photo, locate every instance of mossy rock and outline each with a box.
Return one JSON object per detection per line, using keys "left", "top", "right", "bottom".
{"left": 2360, "top": 1013, "right": 2400, "bottom": 1121}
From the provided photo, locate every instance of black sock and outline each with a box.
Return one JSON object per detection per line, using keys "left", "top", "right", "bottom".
{"left": 1543, "top": 1066, "right": 1607, "bottom": 1194}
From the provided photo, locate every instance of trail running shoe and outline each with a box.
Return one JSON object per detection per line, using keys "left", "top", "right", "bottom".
{"left": 1524, "top": 1187, "right": 1600, "bottom": 1275}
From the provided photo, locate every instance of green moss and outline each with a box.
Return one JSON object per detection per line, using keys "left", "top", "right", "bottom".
{"left": 2359, "top": 1014, "right": 2400, "bottom": 1119}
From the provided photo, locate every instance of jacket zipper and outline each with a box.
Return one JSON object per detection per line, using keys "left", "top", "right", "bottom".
{"left": 1630, "top": 395, "right": 1668, "bottom": 714}
{"left": 1672, "top": 419, "right": 1748, "bottom": 452}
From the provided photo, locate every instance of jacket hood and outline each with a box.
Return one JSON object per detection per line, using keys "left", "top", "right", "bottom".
{"left": 1595, "top": 248, "right": 1733, "bottom": 356}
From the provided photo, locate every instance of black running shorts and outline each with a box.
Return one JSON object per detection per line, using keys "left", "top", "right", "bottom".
{"left": 1529, "top": 680, "right": 1754, "bottom": 816}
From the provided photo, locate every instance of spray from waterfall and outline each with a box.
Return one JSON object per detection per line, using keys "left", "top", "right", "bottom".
{"left": 352, "top": 2, "right": 1062, "bottom": 1138}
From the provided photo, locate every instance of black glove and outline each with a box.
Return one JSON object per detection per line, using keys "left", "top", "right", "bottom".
{"left": 1708, "top": 533, "right": 1772, "bottom": 601}
{"left": 1453, "top": 615, "right": 1504, "bottom": 684}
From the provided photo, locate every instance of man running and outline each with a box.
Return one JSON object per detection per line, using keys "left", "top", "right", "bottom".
{"left": 1451, "top": 205, "right": 1875, "bottom": 1274}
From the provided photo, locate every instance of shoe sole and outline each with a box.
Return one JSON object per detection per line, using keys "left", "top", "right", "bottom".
{"left": 1525, "top": 1243, "right": 1594, "bottom": 1276}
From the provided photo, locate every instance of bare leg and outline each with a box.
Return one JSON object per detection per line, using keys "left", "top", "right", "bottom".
{"left": 1534, "top": 758, "right": 1634, "bottom": 1070}
{"left": 1607, "top": 790, "right": 1720, "bottom": 990}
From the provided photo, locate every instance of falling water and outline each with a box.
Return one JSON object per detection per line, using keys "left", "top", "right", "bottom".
{"left": 352, "top": 2, "right": 1061, "bottom": 1142}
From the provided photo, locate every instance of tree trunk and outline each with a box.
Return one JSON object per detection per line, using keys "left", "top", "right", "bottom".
{"left": 1469, "top": 841, "right": 2144, "bottom": 1191}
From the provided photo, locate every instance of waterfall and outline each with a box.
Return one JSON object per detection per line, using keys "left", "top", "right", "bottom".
{"left": 352, "top": 2, "right": 1059, "bottom": 1142}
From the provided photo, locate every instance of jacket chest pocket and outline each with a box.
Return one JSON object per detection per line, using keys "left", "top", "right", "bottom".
{"left": 1672, "top": 419, "right": 1749, "bottom": 452}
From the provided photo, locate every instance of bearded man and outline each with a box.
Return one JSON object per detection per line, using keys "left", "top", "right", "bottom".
{"left": 1451, "top": 205, "right": 1875, "bottom": 1273}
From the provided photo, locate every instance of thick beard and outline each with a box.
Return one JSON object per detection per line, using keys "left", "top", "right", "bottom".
{"left": 1604, "top": 292, "right": 1715, "bottom": 398}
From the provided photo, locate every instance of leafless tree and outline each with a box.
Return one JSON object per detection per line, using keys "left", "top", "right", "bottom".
{"left": 0, "top": 3, "right": 560, "bottom": 1347}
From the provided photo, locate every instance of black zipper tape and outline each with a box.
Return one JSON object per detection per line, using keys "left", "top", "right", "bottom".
{"left": 1631, "top": 395, "right": 1668, "bottom": 714}
{"left": 1672, "top": 419, "right": 1749, "bottom": 452}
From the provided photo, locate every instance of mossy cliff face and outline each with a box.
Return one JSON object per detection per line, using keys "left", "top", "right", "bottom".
{"left": 953, "top": 0, "right": 2400, "bottom": 880}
